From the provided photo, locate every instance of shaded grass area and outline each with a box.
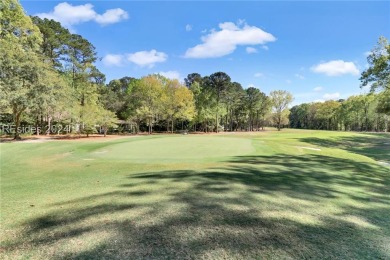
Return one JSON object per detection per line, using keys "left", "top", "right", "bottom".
{"left": 299, "top": 133, "right": 390, "bottom": 161}
{"left": 1, "top": 131, "right": 390, "bottom": 259}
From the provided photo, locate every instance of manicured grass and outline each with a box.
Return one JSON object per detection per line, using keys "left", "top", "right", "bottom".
{"left": 0, "top": 129, "right": 389, "bottom": 259}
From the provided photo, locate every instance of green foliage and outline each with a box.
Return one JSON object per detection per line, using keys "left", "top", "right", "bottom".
{"left": 245, "top": 87, "right": 269, "bottom": 131}
{"left": 204, "top": 72, "right": 232, "bottom": 132}
{"left": 131, "top": 75, "right": 164, "bottom": 134}
{"left": 97, "top": 108, "right": 118, "bottom": 136}
{"left": 100, "top": 77, "right": 135, "bottom": 120}
{"left": 31, "top": 16, "right": 71, "bottom": 69}
{"left": 77, "top": 104, "right": 98, "bottom": 136}
{"left": 360, "top": 36, "right": 390, "bottom": 92}
{"left": 290, "top": 94, "right": 389, "bottom": 132}
{"left": 189, "top": 80, "right": 217, "bottom": 132}
{"left": 269, "top": 90, "right": 294, "bottom": 130}
{"left": 0, "top": 0, "right": 59, "bottom": 139}
{"left": 127, "top": 75, "right": 196, "bottom": 134}
{"left": 376, "top": 90, "right": 390, "bottom": 115}
{"left": 161, "top": 79, "right": 195, "bottom": 132}
{"left": 184, "top": 72, "right": 202, "bottom": 88}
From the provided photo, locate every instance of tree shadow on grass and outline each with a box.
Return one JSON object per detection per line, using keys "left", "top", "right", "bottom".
{"left": 2, "top": 154, "right": 389, "bottom": 259}
{"left": 298, "top": 134, "right": 390, "bottom": 162}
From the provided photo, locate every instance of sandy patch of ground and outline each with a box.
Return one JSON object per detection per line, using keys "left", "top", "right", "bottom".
{"left": 296, "top": 146, "right": 321, "bottom": 151}
{"left": 19, "top": 139, "right": 52, "bottom": 143}
{"left": 378, "top": 161, "right": 390, "bottom": 167}
{"left": 1, "top": 134, "right": 137, "bottom": 143}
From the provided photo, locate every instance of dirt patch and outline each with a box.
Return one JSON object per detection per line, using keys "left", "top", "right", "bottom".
{"left": 1, "top": 134, "right": 136, "bottom": 143}
{"left": 19, "top": 139, "right": 52, "bottom": 143}
{"left": 0, "top": 137, "right": 52, "bottom": 143}
{"left": 296, "top": 146, "right": 321, "bottom": 151}
{"left": 378, "top": 161, "right": 390, "bottom": 167}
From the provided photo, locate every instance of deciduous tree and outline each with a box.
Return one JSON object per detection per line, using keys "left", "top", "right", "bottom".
{"left": 269, "top": 90, "right": 293, "bottom": 131}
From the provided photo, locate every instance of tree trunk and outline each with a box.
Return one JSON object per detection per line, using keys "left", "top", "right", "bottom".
{"left": 215, "top": 115, "right": 217, "bottom": 133}
{"left": 46, "top": 116, "right": 51, "bottom": 135}
{"left": 216, "top": 98, "right": 219, "bottom": 133}
{"left": 229, "top": 111, "right": 232, "bottom": 132}
{"left": 14, "top": 111, "right": 22, "bottom": 140}
{"left": 36, "top": 116, "right": 40, "bottom": 136}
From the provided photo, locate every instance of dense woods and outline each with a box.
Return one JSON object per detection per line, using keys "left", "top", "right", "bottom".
{"left": 289, "top": 93, "right": 389, "bottom": 131}
{"left": 0, "top": 0, "right": 389, "bottom": 138}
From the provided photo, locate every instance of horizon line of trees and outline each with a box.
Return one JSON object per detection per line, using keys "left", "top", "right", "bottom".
{"left": 289, "top": 36, "right": 390, "bottom": 132}
{"left": 289, "top": 93, "right": 390, "bottom": 132}
{"left": 1, "top": 0, "right": 389, "bottom": 139}
{"left": 102, "top": 72, "right": 293, "bottom": 134}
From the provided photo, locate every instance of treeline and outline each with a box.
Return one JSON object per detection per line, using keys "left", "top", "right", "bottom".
{"left": 1, "top": 0, "right": 117, "bottom": 138}
{"left": 1, "top": 0, "right": 389, "bottom": 139}
{"left": 103, "top": 72, "right": 292, "bottom": 134}
{"left": 0, "top": 0, "right": 293, "bottom": 138}
{"left": 289, "top": 92, "right": 390, "bottom": 132}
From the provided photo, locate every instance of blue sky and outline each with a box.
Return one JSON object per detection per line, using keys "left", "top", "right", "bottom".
{"left": 21, "top": 1, "right": 390, "bottom": 105}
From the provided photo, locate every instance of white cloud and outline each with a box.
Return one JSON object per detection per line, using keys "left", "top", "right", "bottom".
{"left": 127, "top": 49, "right": 167, "bottom": 68}
{"left": 35, "top": 2, "right": 128, "bottom": 29}
{"left": 184, "top": 21, "right": 276, "bottom": 58}
{"left": 323, "top": 92, "right": 340, "bottom": 100}
{"left": 261, "top": 45, "right": 269, "bottom": 51}
{"left": 246, "top": 47, "right": 258, "bottom": 54}
{"left": 313, "top": 86, "right": 323, "bottom": 92}
{"left": 102, "top": 54, "right": 123, "bottom": 66}
{"left": 254, "top": 72, "right": 264, "bottom": 78}
{"left": 295, "top": 73, "right": 305, "bottom": 80}
{"left": 247, "top": 83, "right": 259, "bottom": 89}
{"left": 286, "top": 79, "right": 292, "bottom": 84}
{"left": 311, "top": 60, "right": 359, "bottom": 76}
{"left": 185, "top": 24, "right": 192, "bottom": 32}
{"left": 158, "top": 71, "right": 181, "bottom": 80}
{"left": 95, "top": 8, "right": 128, "bottom": 25}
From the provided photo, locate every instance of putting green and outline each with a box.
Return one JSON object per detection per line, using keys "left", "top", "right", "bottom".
{"left": 92, "top": 135, "right": 256, "bottom": 162}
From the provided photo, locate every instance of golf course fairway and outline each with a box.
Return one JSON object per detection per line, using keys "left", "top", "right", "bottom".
{"left": 1, "top": 129, "right": 389, "bottom": 259}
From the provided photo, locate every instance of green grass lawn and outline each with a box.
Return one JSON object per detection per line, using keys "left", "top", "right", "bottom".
{"left": 1, "top": 129, "right": 389, "bottom": 259}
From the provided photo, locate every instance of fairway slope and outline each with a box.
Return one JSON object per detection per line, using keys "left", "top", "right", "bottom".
{"left": 1, "top": 130, "right": 389, "bottom": 259}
